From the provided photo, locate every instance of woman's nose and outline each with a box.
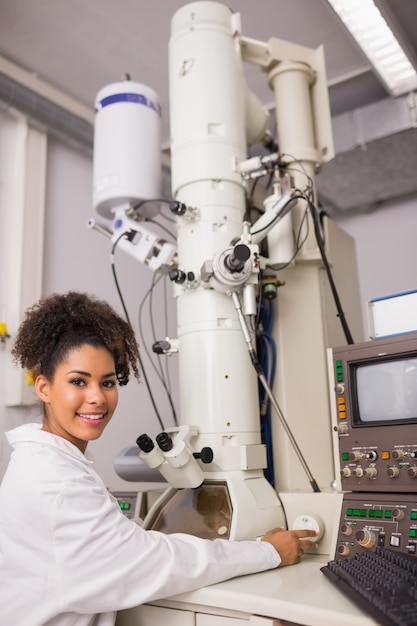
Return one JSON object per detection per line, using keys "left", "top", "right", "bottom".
{"left": 87, "top": 384, "right": 106, "bottom": 404}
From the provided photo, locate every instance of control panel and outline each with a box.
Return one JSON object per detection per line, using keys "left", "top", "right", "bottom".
{"left": 332, "top": 334, "right": 417, "bottom": 492}
{"left": 109, "top": 490, "right": 143, "bottom": 520}
{"left": 335, "top": 493, "right": 417, "bottom": 559}
{"left": 336, "top": 429, "right": 417, "bottom": 492}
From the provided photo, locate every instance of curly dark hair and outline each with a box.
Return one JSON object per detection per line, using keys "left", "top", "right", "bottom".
{"left": 11, "top": 292, "right": 140, "bottom": 386}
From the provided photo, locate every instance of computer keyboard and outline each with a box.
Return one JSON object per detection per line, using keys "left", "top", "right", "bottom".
{"left": 321, "top": 546, "right": 417, "bottom": 626}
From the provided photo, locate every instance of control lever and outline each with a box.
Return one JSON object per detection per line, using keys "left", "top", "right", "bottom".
{"left": 230, "top": 290, "right": 321, "bottom": 493}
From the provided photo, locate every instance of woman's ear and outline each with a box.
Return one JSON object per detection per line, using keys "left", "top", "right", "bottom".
{"left": 35, "top": 374, "right": 50, "bottom": 402}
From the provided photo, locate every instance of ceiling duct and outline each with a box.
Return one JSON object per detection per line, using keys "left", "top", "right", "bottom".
{"left": 317, "top": 93, "right": 417, "bottom": 214}
{"left": 0, "top": 70, "right": 94, "bottom": 152}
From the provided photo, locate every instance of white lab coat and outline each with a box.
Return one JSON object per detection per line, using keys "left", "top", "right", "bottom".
{"left": 0, "top": 424, "right": 280, "bottom": 626}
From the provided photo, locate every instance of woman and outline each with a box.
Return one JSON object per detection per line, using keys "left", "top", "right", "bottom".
{"left": 0, "top": 291, "right": 317, "bottom": 626}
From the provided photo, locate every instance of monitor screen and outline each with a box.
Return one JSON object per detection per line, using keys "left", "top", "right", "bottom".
{"left": 354, "top": 357, "right": 417, "bottom": 424}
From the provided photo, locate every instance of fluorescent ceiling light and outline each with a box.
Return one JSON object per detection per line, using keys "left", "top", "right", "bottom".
{"left": 327, "top": 0, "right": 417, "bottom": 96}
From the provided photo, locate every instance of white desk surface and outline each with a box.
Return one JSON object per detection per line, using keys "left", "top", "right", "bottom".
{"left": 120, "top": 555, "right": 379, "bottom": 625}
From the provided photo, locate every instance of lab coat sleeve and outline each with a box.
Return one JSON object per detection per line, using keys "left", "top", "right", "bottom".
{"left": 52, "top": 473, "right": 280, "bottom": 614}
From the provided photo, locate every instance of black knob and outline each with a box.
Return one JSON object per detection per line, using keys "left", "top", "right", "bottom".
{"left": 224, "top": 244, "right": 251, "bottom": 272}
{"left": 156, "top": 432, "right": 173, "bottom": 452}
{"left": 169, "top": 268, "right": 186, "bottom": 284}
{"left": 193, "top": 447, "right": 214, "bottom": 464}
{"left": 136, "top": 433, "right": 154, "bottom": 453}
{"left": 152, "top": 340, "right": 171, "bottom": 354}
{"left": 169, "top": 200, "right": 187, "bottom": 215}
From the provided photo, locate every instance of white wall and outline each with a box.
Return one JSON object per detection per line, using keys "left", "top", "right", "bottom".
{"left": 332, "top": 195, "right": 417, "bottom": 340}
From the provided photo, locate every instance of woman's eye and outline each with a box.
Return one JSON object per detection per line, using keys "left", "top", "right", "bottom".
{"left": 103, "top": 380, "right": 117, "bottom": 388}
{"left": 71, "top": 378, "right": 85, "bottom": 386}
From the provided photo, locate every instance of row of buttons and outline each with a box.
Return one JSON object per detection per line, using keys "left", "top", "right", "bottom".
{"left": 346, "top": 508, "right": 417, "bottom": 520}
{"left": 341, "top": 451, "right": 414, "bottom": 461}
{"left": 118, "top": 501, "right": 132, "bottom": 510}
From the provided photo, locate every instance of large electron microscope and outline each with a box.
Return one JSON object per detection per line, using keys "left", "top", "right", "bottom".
{"left": 91, "top": 2, "right": 367, "bottom": 624}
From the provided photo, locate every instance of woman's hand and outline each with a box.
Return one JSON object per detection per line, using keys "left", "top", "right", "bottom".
{"left": 261, "top": 527, "right": 319, "bottom": 567}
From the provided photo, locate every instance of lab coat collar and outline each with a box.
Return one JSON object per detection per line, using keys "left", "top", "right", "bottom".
{"left": 5, "top": 423, "right": 94, "bottom": 465}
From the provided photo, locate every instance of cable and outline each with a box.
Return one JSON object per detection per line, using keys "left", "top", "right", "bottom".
{"left": 307, "top": 195, "right": 355, "bottom": 345}
{"left": 266, "top": 203, "right": 310, "bottom": 272}
{"left": 146, "top": 218, "right": 177, "bottom": 241}
{"left": 110, "top": 232, "right": 166, "bottom": 431}
{"left": 146, "top": 271, "right": 178, "bottom": 425}
{"left": 256, "top": 291, "right": 277, "bottom": 486}
{"left": 250, "top": 193, "right": 303, "bottom": 241}
{"left": 274, "top": 152, "right": 355, "bottom": 344}
{"left": 133, "top": 197, "right": 174, "bottom": 213}
{"left": 136, "top": 271, "right": 178, "bottom": 426}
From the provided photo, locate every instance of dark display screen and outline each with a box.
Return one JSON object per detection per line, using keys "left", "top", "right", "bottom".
{"left": 354, "top": 357, "right": 417, "bottom": 424}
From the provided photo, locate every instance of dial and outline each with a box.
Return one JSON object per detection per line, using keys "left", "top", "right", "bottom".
{"left": 355, "top": 528, "right": 376, "bottom": 549}
{"left": 340, "top": 523, "right": 353, "bottom": 536}
{"left": 392, "top": 508, "right": 405, "bottom": 521}
{"left": 387, "top": 466, "right": 400, "bottom": 478}
{"left": 335, "top": 423, "right": 348, "bottom": 435}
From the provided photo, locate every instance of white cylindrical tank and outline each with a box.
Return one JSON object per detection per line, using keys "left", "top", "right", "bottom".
{"left": 93, "top": 80, "right": 162, "bottom": 218}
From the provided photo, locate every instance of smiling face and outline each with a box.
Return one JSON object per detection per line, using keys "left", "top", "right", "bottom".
{"left": 35, "top": 344, "right": 118, "bottom": 453}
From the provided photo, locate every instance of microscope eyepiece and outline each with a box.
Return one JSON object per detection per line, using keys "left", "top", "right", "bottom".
{"left": 136, "top": 433, "right": 154, "bottom": 453}
{"left": 156, "top": 432, "right": 174, "bottom": 452}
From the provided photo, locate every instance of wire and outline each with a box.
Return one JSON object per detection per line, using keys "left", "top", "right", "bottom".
{"left": 145, "top": 271, "right": 178, "bottom": 425}
{"left": 110, "top": 232, "right": 167, "bottom": 431}
{"left": 256, "top": 291, "right": 277, "bottom": 486}
{"left": 133, "top": 197, "right": 174, "bottom": 213}
{"left": 306, "top": 195, "right": 355, "bottom": 345}
{"left": 279, "top": 153, "right": 315, "bottom": 193}
{"left": 266, "top": 203, "right": 310, "bottom": 272}
{"left": 249, "top": 193, "right": 304, "bottom": 241}
{"left": 271, "top": 152, "right": 355, "bottom": 344}
{"left": 146, "top": 218, "right": 177, "bottom": 241}
{"left": 111, "top": 232, "right": 131, "bottom": 321}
